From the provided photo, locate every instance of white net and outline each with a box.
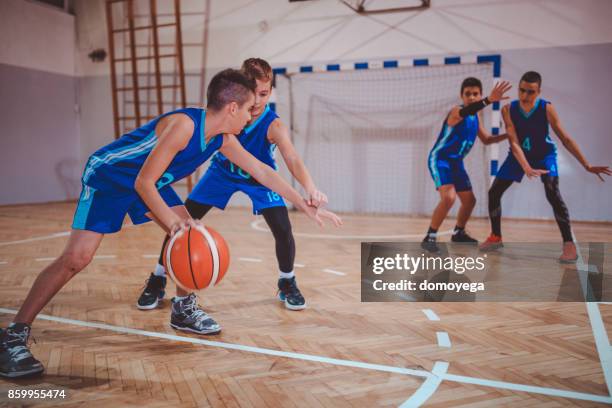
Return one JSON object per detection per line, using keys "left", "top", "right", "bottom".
{"left": 274, "top": 63, "right": 495, "bottom": 216}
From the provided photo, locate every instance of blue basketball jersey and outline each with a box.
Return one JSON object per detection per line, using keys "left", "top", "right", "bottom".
{"left": 208, "top": 105, "right": 279, "bottom": 183}
{"left": 509, "top": 99, "right": 556, "bottom": 159}
{"left": 82, "top": 107, "right": 222, "bottom": 192}
{"left": 429, "top": 112, "right": 479, "bottom": 161}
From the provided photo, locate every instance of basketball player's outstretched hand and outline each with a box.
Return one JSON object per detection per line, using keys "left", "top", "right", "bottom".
{"left": 525, "top": 167, "right": 549, "bottom": 179}
{"left": 586, "top": 165, "right": 612, "bottom": 182}
{"left": 317, "top": 208, "right": 342, "bottom": 227}
{"left": 303, "top": 203, "right": 324, "bottom": 227}
{"left": 488, "top": 80, "right": 512, "bottom": 102}
{"left": 307, "top": 189, "right": 328, "bottom": 208}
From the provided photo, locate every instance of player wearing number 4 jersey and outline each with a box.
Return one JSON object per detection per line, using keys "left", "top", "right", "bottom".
{"left": 137, "top": 58, "right": 342, "bottom": 323}
{"left": 480, "top": 71, "right": 611, "bottom": 261}
{"left": 422, "top": 77, "right": 510, "bottom": 253}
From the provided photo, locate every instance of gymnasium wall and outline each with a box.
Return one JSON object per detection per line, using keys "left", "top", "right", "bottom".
{"left": 0, "top": 0, "right": 80, "bottom": 205}
{"left": 2, "top": 0, "right": 610, "bottom": 221}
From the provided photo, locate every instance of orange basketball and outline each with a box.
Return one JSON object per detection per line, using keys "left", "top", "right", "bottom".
{"left": 162, "top": 225, "right": 230, "bottom": 291}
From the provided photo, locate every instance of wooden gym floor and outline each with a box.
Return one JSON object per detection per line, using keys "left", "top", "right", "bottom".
{"left": 0, "top": 201, "right": 611, "bottom": 407}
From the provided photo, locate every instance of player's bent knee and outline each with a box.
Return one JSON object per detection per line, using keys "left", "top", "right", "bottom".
{"left": 60, "top": 250, "right": 94, "bottom": 275}
{"left": 441, "top": 194, "right": 456, "bottom": 208}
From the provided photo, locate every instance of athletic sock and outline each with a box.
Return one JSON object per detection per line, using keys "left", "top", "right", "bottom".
{"left": 279, "top": 271, "right": 295, "bottom": 280}
{"left": 154, "top": 264, "right": 166, "bottom": 277}
{"left": 425, "top": 227, "right": 438, "bottom": 241}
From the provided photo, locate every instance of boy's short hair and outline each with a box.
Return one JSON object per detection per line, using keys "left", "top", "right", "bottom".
{"left": 520, "top": 71, "right": 542, "bottom": 87}
{"left": 241, "top": 58, "right": 273, "bottom": 83}
{"left": 461, "top": 77, "right": 482, "bottom": 94}
{"left": 207, "top": 69, "right": 256, "bottom": 111}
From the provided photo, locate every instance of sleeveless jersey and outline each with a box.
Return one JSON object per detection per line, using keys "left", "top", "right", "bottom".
{"left": 429, "top": 112, "right": 479, "bottom": 161}
{"left": 509, "top": 98, "right": 556, "bottom": 159}
{"left": 82, "top": 107, "right": 222, "bottom": 192}
{"left": 208, "top": 105, "right": 279, "bottom": 183}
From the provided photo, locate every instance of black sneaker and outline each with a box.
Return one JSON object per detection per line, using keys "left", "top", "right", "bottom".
{"left": 421, "top": 236, "right": 440, "bottom": 253}
{"left": 0, "top": 323, "right": 44, "bottom": 378}
{"left": 278, "top": 277, "right": 306, "bottom": 311}
{"left": 451, "top": 230, "right": 478, "bottom": 244}
{"left": 137, "top": 273, "right": 167, "bottom": 310}
{"left": 170, "top": 294, "right": 221, "bottom": 335}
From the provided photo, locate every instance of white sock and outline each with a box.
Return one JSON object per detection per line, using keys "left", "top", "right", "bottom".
{"left": 279, "top": 270, "right": 295, "bottom": 280}
{"left": 154, "top": 264, "right": 166, "bottom": 277}
{"left": 174, "top": 295, "right": 188, "bottom": 301}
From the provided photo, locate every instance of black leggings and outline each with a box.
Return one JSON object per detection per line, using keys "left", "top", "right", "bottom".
{"left": 157, "top": 200, "right": 296, "bottom": 272}
{"left": 487, "top": 175, "right": 573, "bottom": 242}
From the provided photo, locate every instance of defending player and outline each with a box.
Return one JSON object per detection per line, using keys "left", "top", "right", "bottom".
{"left": 136, "top": 59, "right": 341, "bottom": 323}
{"left": 422, "top": 77, "right": 511, "bottom": 252}
{"left": 479, "top": 71, "right": 611, "bottom": 261}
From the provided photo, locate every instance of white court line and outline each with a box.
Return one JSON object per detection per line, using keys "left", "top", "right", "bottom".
{"left": 422, "top": 309, "right": 440, "bottom": 321}
{"left": 587, "top": 302, "right": 612, "bottom": 395}
{"left": 401, "top": 361, "right": 449, "bottom": 407}
{"left": 441, "top": 372, "right": 612, "bottom": 404}
{"left": 238, "top": 257, "right": 263, "bottom": 263}
{"left": 0, "top": 231, "right": 70, "bottom": 247}
{"left": 0, "top": 308, "right": 610, "bottom": 404}
{"left": 573, "top": 237, "right": 612, "bottom": 395}
{"left": 0, "top": 261, "right": 7, "bottom": 265}
{"left": 322, "top": 268, "right": 346, "bottom": 276}
{"left": 250, "top": 219, "right": 455, "bottom": 240}
{"left": 0, "top": 224, "right": 137, "bottom": 247}
{"left": 0, "top": 308, "right": 429, "bottom": 378}
{"left": 436, "top": 332, "right": 451, "bottom": 348}
{"left": 294, "top": 263, "right": 305, "bottom": 268}
{"left": 35, "top": 255, "right": 117, "bottom": 262}
{"left": 142, "top": 254, "right": 159, "bottom": 259}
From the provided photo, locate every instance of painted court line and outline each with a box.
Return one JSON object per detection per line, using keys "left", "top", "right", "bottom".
{"left": 238, "top": 257, "right": 263, "bottom": 263}
{"left": 322, "top": 268, "right": 346, "bottom": 276}
{"left": 574, "top": 237, "right": 612, "bottom": 395}
{"left": 0, "top": 308, "right": 610, "bottom": 404}
{"left": 0, "top": 231, "right": 71, "bottom": 247}
{"left": 441, "top": 372, "right": 612, "bottom": 404}
{"left": 436, "top": 332, "right": 451, "bottom": 348}
{"left": 142, "top": 254, "right": 159, "bottom": 259}
{"left": 0, "top": 261, "right": 7, "bottom": 265}
{"left": 0, "top": 308, "right": 429, "bottom": 378}
{"left": 35, "top": 255, "right": 117, "bottom": 262}
{"left": 401, "top": 361, "right": 449, "bottom": 407}
{"left": 250, "top": 219, "right": 455, "bottom": 240}
{"left": 422, "top": 309, "right": 440, "bottom": 321}
{"left": 294, "top": 263, "right": 305, "bottom": 268}
{"left": 586, "top": 302, "right": 612, "bottom": 395}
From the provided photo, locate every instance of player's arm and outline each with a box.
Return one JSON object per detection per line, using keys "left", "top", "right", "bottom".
{"left": 268, "top": 119, "right": 327, "bottom": 207}
{"left": 134, "top": 114, "right": 193, "bottom": 233}
{"left": 476, "top": 112, "right": 508, "bottom": 145}
{"left": 547, "top": 103, "right": 611, "bottom": 181}
{"left": 220, "top": 134, "right": 337, "bottom": 227}
{"left": 447, "top": 80, "right": 512, "bottom": 127}
{"left": 502, "top": 105, "right": 548, "bottom": 179}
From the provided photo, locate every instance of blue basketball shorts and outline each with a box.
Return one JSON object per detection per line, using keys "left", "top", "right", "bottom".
{"left": 71, "top": 184, "right": 183, "bottom": 234}
{"left": 189, "top": 167, "right": 286, "bottom": 215}
{"left": 496, "top": 153, "right": 558, "bottom": 182}
{"left": 428, "top": 158, "right": 472, "bottom": 192}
